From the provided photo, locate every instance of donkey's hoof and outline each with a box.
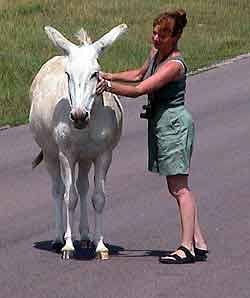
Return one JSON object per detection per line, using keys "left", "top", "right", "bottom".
{"left": 80, "top": 240, "right": 92, "bottom": 249}
{"left": 61, "top": 250, "right": 74, "bottom": 260}
{"left": 51, "top": 241, "right": 64, "bottom": 252}
{"left": 96, "top": 250, "right": 109, "bottom": 261}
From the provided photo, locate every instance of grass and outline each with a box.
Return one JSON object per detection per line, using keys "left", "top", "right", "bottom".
{"left": 0, "top": 0, "right": 250, "bottom": 126}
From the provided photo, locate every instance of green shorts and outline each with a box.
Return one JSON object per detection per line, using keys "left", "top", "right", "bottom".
{"left": 148, "top": 106, "right": 194, "bottom": 176}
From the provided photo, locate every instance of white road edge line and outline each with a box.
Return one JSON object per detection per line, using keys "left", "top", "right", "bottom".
{"left": 188, "top": 52, "right": 250, "bottom": 76}
{"left": 0, "top": 125, "right": 11, "bottom": 131}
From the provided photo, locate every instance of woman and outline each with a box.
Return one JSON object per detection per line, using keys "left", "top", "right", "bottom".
{"left": 96, "top": 9, "right": 208, "bottom": 264}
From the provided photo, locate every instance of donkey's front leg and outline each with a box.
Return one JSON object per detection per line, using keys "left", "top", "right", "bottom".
{"left": 77, "top": 160, "right": 92, "bottom": 248}
{"left": 59, "top": 152, "right": 78, "bottom": 259}
{"left": 92, "top": 151, "right": 112, "bottom": 260}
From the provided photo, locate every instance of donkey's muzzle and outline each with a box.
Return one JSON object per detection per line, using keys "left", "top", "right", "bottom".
{"left": 70, "top": 108, "right": 89, "bottom": 129}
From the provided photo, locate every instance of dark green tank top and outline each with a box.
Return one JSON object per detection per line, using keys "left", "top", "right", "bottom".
{"left": 143, "top": 52, "right": 187, "bottom": 108}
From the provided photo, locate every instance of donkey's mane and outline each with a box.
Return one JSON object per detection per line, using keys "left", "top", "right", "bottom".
{"left": 75, "top": 28, "right": 92, "bottom": 45}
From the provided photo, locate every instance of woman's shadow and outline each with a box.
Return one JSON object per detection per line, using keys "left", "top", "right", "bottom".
{"left": 33, "top": 240, "right": 170, "bottom": 261}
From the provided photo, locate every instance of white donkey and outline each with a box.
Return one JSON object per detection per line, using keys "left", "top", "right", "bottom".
{"left": 29, "top": 24, "right": 127, "bottom": 260}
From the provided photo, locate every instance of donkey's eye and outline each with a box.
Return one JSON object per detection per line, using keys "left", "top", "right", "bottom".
{"left": 90, "top": 72, "right": 98, "bottom": 80}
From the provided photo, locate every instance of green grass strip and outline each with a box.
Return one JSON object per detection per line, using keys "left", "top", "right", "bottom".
{"left": 0, "top": 0, "right": 250, "bottom": 126}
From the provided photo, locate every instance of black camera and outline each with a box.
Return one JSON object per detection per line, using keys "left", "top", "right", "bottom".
{"left": 140, "top": 104, "right": 153, "bottom": 119}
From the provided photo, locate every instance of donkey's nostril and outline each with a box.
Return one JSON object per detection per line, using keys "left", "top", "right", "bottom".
{"left": 70, "top": 109, "right": 88, "bottom": 125}
{"left": 81, "top": 112, "right": 88, "bottom": 122}
{"left": 70, "top": 112, "right": 76, "bottom": 121}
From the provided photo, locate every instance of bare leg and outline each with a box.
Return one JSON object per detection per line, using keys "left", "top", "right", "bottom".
{"left": 174, "top": 180, "right": 208, "bottom": 251}
{"left": 167, "top": 175, "right": 195, "bottom": 252}
{"left": 194, "top": 203, "right": 208, "bottom": 250}
{"left": 165, "top": 175, "right": 207, "bottom": 259}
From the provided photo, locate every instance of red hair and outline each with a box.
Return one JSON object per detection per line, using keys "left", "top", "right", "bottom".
{"left": 153, "top": 9, "right": 187, "bottom": 37}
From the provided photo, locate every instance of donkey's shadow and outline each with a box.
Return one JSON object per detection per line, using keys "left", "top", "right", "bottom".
{"left": 33, "top": 240, "right": 170, "bottom": 261}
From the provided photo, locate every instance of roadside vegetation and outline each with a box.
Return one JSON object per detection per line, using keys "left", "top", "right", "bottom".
{"left": 0, "top": 0, "right": 249, "bottom": 126}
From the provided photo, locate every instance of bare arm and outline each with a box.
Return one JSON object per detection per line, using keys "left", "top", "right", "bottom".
{"left": 97, "top": 60, "right": 183, "bottom": 98}
{"left": 102, "top": 47, "right": 156, "bottom": 82}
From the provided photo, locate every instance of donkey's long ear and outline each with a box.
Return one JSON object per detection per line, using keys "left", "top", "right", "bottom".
{"left": 45, "top": 26, "right": 77, "bottom": 56}
{"left": 93, "top": 24, "right": 128, "bottom": 56}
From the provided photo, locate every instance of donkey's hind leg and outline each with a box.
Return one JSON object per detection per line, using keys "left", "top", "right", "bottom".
{"left": 45, "top": 154, "right": 65, "bottom": 251}
{"left": 77, "top": 160, "right": 92, "bottom": 248}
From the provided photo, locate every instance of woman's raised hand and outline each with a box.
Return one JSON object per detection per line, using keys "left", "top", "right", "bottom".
{"left": 96, "top": 78, "right": 109, "bottom": 95}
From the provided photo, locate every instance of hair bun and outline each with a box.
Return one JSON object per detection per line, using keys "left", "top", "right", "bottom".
{"left": 176, "top": 9, "right": 186, "bottom": 17}
{"left": 175, "top": 8, "right": 187, "bottom": 28}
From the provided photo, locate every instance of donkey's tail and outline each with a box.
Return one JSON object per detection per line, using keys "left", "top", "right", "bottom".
{"left": 32, "top": 150, "right": 43, "bottom": 169}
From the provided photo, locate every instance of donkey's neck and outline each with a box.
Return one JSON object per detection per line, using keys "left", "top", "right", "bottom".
{"left": 90, "top": 94, "right": 105, "bottom": 116}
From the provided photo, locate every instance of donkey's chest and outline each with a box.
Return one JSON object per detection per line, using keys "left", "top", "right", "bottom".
{"left": 53, "top": 121, "right": 116, "bottom": 155}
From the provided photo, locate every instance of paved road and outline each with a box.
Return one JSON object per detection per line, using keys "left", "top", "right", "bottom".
{"left": 0, "top": 56, "right": 250, "bottom": 298}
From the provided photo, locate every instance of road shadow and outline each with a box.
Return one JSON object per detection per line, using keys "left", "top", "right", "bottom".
{"left": 34, "top": 240, "right": 95, "bottom": 260}
{"left": 113, "top": 248, "right": 172, "bottom": 258}
{"left": 33, "top": 240, "right": 171, "bottom": 260}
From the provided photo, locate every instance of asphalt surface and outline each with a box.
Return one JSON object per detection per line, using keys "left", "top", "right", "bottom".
{"left": 0, "top": 56, "right": 250, "bottom": 298}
